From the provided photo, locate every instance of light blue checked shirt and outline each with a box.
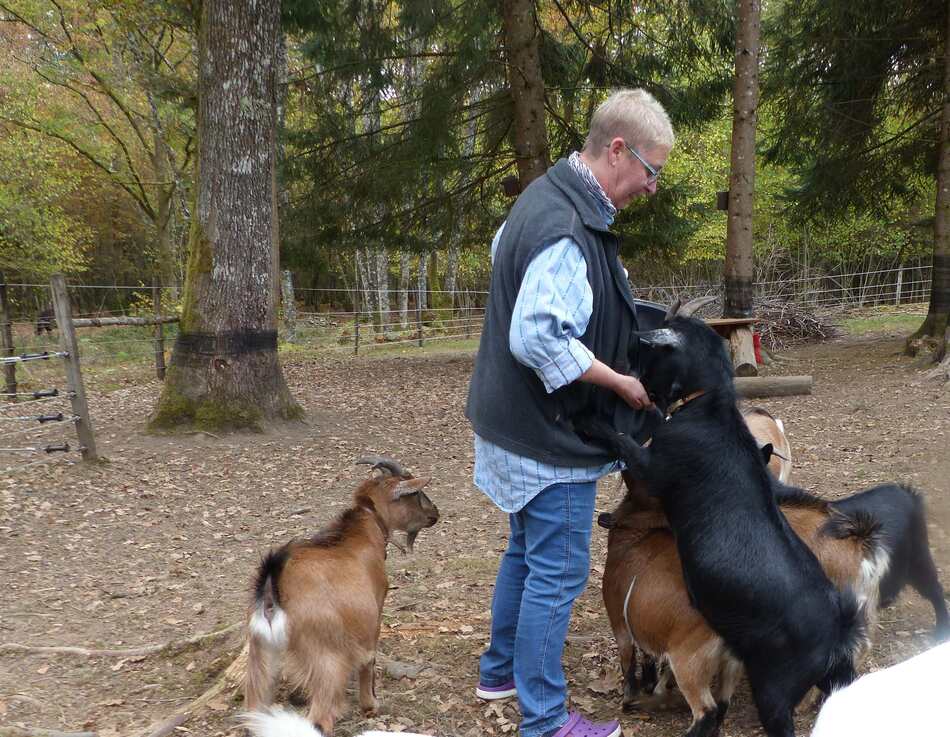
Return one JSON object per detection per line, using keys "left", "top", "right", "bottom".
{"left": 473, "top": 220, "right": 623, "bottom": 514}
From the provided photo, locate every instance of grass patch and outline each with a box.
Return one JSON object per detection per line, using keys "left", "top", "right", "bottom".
{"left": 841, "top": 310, "right": 926, "bottom": 336}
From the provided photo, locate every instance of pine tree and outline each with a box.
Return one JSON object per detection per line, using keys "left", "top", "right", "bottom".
{"left": 764, "top": 0, "right": 948, "bottom": 358}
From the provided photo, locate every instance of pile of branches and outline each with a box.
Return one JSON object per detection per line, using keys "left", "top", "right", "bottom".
{"left": 754, "top": 299, "right": 840, "bottom": 351}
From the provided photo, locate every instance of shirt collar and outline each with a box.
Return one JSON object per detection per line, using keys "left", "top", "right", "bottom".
{"left": 568, "top": 151, "right": 616, "bottom": 225}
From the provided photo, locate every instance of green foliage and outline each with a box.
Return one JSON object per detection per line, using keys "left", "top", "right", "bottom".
{"left": 279, "top": 0, "right": 736, "bottom": 268}
{"left": 762, "top": 0, "right": 943, "bottom": 219}
{"left": 0, "top": 128, "right": 91, "bottom": 277}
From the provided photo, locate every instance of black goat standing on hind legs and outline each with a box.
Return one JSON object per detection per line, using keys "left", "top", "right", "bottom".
{"left": 576, "top": 308, "right": 865, "bottom": 737}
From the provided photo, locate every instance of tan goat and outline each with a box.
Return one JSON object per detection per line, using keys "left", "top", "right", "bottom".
{"left": 243, "top": 457, "right": 439, "bottom": 736}
{"left": 741, "top": 406, "right": 793, "bottom": 483}
{"left": 601, "top": 489, "right": 882, "bottom": 735}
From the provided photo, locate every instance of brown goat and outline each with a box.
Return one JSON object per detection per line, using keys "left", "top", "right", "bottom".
{"left": 243, "top": 457, "right": 439, "bottom": 735}
{"left": 741, "top": 406, "right": 793, "bottom": 483}
{"left": 601, "top": 487, "right": 883, "bottom": 736}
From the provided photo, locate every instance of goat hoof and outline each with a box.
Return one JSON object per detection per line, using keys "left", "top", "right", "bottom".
{"left": 361, "top": 699, "right": 380, "bottom": 716}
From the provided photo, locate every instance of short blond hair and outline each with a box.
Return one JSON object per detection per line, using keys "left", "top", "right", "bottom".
{"left": 582, "top": 89, "right": 674, "bottom": 154}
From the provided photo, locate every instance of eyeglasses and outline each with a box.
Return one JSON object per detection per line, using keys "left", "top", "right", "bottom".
{"left": 624, "top": 143, "right": 661, "bottom": 183}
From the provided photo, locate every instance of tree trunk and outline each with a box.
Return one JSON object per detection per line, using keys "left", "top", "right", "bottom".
{"left": 723, "top": 0, "right": 761, "bottom": 319}
{"left": 501, "top": 0, "right": 550, "bottom": 189}
{"left": 149, "top": 0, "right": 301, "bottom": 432}
{"left": 376, "top": 248, "right": 390, "bottom": 332}
{"left": 361, "top": 249, "right": 377, "bottom": 315}
{"left": 417, "top": 253, "right": 429, "bottom": 312}
{"left": 444, "top": 245, "right": 460, "bottom": 308}
{"left": 907, "top": 1, "right": 950, "bottom": 361}
{"left": 399, "top": 250, "right": 411, "bottom": 329}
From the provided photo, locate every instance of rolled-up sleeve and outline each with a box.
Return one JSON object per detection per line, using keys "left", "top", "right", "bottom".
{"left": 509, "top": 238, "right": 594, "bottom": 392}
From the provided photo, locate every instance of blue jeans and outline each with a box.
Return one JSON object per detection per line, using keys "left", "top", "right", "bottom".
{"left": 479, "top": 481, "right": 597, "bottom": 737}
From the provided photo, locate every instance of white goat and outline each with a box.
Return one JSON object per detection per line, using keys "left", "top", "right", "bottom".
{"left": 811, "top": 641, "right": 950, "bottom": 736}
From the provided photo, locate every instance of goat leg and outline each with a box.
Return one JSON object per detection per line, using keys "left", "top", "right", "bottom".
{"left": 574, "top": 415, "right": 651, "bottom": 476}
{"left": 358, "top": 656, "right": 379, "bottom": 715}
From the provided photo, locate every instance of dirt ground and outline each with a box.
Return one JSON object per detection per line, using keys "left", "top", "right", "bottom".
{"left": 2, "top": 324, "right": 948, "bottom": 737}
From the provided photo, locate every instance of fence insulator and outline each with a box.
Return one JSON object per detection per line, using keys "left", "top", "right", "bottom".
{"left": 0, "top": 412, "right": 64, "bottom": 423}
{"left": 0, "top": 351, "right": 69, "bottom": 365}
{"left": 0, "top": 442, "right": 70, "bottom": 454}
{"left": 0, "top": 388, "right": 59, "bottom": 398}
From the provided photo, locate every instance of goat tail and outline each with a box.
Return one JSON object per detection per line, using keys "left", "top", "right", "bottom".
{"left": 239, "top": 707, "right": 434, "bottom": 737}
{"left": 820, "top": 587, "right": 867, "bottom": 694}
{"left": 245, "top": 548, "right": 291, "bottom": 710}
{"left": 239, "top": 707, "right": 324, "bottom": 737}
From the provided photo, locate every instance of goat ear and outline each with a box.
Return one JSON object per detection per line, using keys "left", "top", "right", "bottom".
{"left": 393, "top": 477, "right": 430, "bottom": 499}
{"left": 638, "top": 328, "right": 681, "bottom": 349}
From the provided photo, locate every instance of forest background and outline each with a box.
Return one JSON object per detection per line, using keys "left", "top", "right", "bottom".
{"left": 0, "top": 0, "right": 942, "bottom": 328}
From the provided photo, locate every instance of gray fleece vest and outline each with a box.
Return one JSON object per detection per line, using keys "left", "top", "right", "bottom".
{"left": 466, "top": 158, "right": 648, "bottom": 467}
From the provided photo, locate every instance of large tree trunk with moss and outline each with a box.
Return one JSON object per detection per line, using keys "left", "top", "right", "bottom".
{"left": 501, "top": 0, "right": 550, "bottom": 190}
{"left": 723, "top": 0, "right": 761, "bottom": 318}
{"left": 907, "top": 1, "right": 950, "bottom": 362}
{"left": 149, "top": 0, "right": 300, "bottom": 432}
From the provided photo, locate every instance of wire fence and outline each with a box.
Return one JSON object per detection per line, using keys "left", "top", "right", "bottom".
{"left": 0, "top": 263, "right": 934, "bottom": 367}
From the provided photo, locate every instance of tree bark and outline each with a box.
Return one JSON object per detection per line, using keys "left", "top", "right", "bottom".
{"left": 149, "top": 0, "right": 301, "bottom": 432}
{"left": 723, "top": 0, "right": 761, "bottom": 319}
{"left": 376, "top": 248, "right": 390, "bottom": 332}
{"left": 399, "top": 250, "right": 412, "bottom": 329}
{"left": 907, "top": 1, "right": 950, "bottom": 360}
{"left": 444, "top": 244, "right": 460, "bottom": 308}
{"left": 417, "top": 253, "right": 429, "bottom": 312}
{"left": 501, "top": 0, "right": 550, "bottom": 189}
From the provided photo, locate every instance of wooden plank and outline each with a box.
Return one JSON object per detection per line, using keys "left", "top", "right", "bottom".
{"left": 49, "top": 274, "right": 98, "bottom": 462}
{"left": 705, "top": 317, "right": 760, "bottom": 327}
{"left": 729, "top": 324, "right": 758, "bottom": 377}
{"left": 734, "top": 375, "right": 813, "bottom": 398}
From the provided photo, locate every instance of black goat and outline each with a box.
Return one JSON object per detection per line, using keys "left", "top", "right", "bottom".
{"left": 577, "top": 314, "right": 865, "bottom": 737}
{"left": 35, "top": 307, "right": 55, "bottom": 335}
{"left": 774, "top": 481, "right": 949, "bottom": 640}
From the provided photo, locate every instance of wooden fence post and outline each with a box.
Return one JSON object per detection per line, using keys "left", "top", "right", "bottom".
{"left": 50, "top": 274, "right": 98, "bottom": 462}
{"left": 281, "top": 270, "right": 297, "bottom": 343}
{"left": 153, "top": 276, "right": 166, "bottom": 381}
{"left": 895, "top": 266, "right": 904, "bottom": 305}
{"left": 0, "top": 273, "right": 16, "bottom": 400}
{"left": 354, "top": 311, "right": 360, "bottom": 355}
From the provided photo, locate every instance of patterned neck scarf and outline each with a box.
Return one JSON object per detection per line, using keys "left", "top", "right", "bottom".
{"left": 568, "top": 150, "right": 617, "bottom": 223}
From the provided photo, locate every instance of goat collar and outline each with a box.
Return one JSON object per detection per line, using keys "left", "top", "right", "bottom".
{"left": 663, "top": 389, "right": 707, "bottom": 420}
{"left": 359, "top": 503, "right": 390, "bottom": 545}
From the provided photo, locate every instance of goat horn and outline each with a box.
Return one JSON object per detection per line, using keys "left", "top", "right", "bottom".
{"left": 355, "top": 455, "right": 413, "bottom": 478}
{"left": 676, "top": 295, "right": 718, "bottom": 318}
{"left": 664, "top": 297, "right": 683, "bottom": 323}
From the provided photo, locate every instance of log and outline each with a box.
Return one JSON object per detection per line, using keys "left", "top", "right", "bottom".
{"left": 734, "top": 375, "right": 813, "bottom": 398}
{"left": 0, "top": 728, "right": 95, "bottom": 737}
{"left": 130, "top": 645, "right": 248, "bottom": 737}
{"left": 0, "top": 622, "right": 241, "bottom": 658}
{"left": 71, "top": 316, "right": 180, "bottom": 328}
{"left": 729, "top": 325, "right": 758, "bottom": 377}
